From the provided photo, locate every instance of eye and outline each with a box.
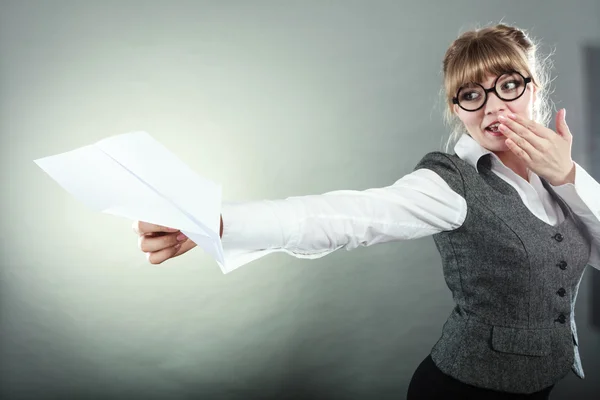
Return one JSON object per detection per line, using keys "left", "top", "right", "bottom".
{"left": 501, "top": 80, "right": 520, "bottom": 90}
{"left": 460, "top": 90, "right": 481, "bottom": 102}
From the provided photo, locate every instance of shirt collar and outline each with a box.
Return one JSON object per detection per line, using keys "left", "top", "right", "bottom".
{"left": 453, "top": 133, "right": 499, "bottom": 173}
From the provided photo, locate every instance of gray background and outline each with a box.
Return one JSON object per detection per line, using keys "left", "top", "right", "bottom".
{"left": 1, "top": 0, "right": 599, "bottom": 399}
{"left": 586, "top": 46, "right": 600, "bottom": 330}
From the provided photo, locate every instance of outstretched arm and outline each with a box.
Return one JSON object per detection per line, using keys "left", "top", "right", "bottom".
{"left": 219, "top": 165, "right": 467, "bottom": 273}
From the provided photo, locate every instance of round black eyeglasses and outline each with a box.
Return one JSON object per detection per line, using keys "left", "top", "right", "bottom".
{"left": 452, "top": 71, "right": 532, "bottom": 112}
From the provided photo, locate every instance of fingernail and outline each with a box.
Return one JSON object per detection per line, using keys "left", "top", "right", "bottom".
{"left": 498, "top": 115, "right": 506, "bottom": 120}
{"left": 177, "top": 233, "right": 187, "bottom": 241}
{"left": 508, "top": 113, "right": 516, "bottom": 119}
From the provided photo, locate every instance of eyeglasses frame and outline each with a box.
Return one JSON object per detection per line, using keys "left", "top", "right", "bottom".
{"left": 452, "top": 71, "right": 533, "bottom": 112}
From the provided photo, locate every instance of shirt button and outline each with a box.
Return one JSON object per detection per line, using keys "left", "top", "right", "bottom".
{"left": 553, "top": 233, "right": 564, "bottom": 242}
{"left": 555, "top": 314, "right": 566, "bottom": 324}
{"left": 557, "top": 261, "right": 567, "bottom": 270}
{"left": 557, "top": 288, "right": 566, "bottom": 297}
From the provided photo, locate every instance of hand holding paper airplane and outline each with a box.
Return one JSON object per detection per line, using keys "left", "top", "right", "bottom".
{"left": 33, "top": 131, "right": 229, "bottom": 273}
{"left": 131, "top": 219, "right": 199, "bottom": 265}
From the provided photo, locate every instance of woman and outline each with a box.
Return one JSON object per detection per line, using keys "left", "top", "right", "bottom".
{"left": 132, "top": 24, "right": 600, "bottom": 399}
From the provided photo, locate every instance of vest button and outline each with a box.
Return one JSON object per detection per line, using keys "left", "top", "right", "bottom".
{"left": 555, "top": 314, "right": 566, "bottom": 324}
{"left": 557, "top": 288, "right": 566, "bottom": 297}
{"left": 553, "top": 233, "right": 564, "bottom": 242}
{"left": 557, "top": 261, "right": 567, "bottom": 270}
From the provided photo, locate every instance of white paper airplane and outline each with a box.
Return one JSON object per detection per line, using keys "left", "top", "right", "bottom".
{"left": 33, "top": 131, "right": 228, "bottom": 273}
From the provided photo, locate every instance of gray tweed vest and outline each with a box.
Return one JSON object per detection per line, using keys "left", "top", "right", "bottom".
{"left": 414, "top": 151, "right": 592, "bottom": 394}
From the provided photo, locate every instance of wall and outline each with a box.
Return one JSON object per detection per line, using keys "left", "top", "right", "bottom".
{"left": 1, "top": 1, "right": 598, "bottom": 398}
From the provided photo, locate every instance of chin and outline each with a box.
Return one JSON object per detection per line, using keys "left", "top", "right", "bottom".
{"left": 477, "top": 135, "right": 509, "bottom": 152}
{"left": 487, "top": 143, "right": 511, "bottom": 154}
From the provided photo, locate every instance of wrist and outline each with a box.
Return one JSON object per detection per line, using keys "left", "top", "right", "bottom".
{"left": 551, "top": 162, "right": 576, "bottom": 186}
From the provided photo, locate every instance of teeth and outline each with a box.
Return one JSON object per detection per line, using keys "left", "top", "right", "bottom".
{"left": 487, "top": 123, "right": 500, "bottom": 131}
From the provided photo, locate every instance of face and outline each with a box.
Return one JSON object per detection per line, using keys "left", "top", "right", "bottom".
{"left": 453, "top": 73, "right": 537, "bottom": 153}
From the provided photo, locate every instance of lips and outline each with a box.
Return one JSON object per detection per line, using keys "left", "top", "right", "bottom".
{"left": 485, "top": 120, "right": 500, "bottom": 132}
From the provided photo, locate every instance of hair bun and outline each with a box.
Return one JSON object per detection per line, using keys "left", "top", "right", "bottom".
{"left": 494, "top": 24, "right": 534, "bottom": 50}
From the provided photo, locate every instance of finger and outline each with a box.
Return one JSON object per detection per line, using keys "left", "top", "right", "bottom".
{"left": 139, "top": 231, "right": 186, "bottom": 252}
{"left": 556, "top": 108, "right": 572, "bottom": 138}
{"left": 498, "top": 117, "right": 545, "bottom": 152}
{"left": 134, "top": 220, "right": 179, "bottom": 235}
{"left": 505, "top": 113, "right": 550, "bottom": 139}
{"left": 505, "top": 137, "right": 533, "bottom": 164}
{"left": 498, "top": 123, "right": 539, "bottom": 159}
{"left": 146, "top": 243, "right": 182, "bottom": 265}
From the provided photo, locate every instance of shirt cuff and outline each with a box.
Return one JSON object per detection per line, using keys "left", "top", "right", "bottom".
{"left": 550, "top": 162, "right": 600, "bottom": 218}
{"left": 218, "top": 199, "right": 301, "bottom": 273}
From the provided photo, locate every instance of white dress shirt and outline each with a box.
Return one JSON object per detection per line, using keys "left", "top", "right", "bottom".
{"left": 220, "top": 133, "right": 600, "bottom": 274}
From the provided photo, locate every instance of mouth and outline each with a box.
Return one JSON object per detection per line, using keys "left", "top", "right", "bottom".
{"left": 484, "top": 120, "right": 502, "bottom": 136}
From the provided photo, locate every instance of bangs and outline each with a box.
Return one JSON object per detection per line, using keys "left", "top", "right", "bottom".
{"left": 446, "top": 38, "right": 531, "bottom": 99}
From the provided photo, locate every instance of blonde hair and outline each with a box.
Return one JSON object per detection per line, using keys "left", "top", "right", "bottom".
{"left": 441, "top": 23, "right": 554, "bottom": 153}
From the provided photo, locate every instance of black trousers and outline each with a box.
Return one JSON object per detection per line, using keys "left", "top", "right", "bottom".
{"left": 406, "top": 354, "right": 555, "bottom": 399}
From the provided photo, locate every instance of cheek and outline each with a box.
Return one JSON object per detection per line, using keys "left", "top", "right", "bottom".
{"left": 508, "top": 90, "right": 535, "bottom": 116}
{"left": 460, "top": 112, "right": 483, "bottom": 129}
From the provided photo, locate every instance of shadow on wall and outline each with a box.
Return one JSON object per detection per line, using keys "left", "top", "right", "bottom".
{"left": 584, "top": 45, "right": 600, "bottom": 330}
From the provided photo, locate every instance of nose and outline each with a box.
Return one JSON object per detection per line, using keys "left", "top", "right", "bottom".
{"left": 484, "top": 91, "right": 506, "bottom": 115}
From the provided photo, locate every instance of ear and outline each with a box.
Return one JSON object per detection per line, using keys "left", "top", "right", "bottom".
{"left": 453, "top": 104, "right": 459, "bottom": 115}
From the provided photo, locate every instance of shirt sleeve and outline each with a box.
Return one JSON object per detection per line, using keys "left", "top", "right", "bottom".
{"left": 218, "top": 167, "right": 467, "bottom": 273}
{"left": 550, "top": 161, "right": 600, "bottom": 271}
